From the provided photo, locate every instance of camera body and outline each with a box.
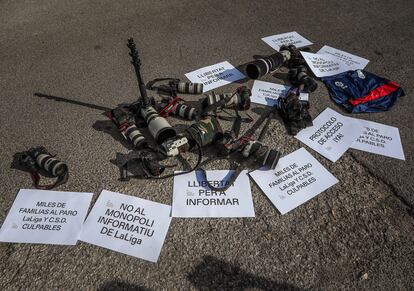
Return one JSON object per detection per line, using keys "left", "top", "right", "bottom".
{"left": 241, "top": 140, "right": 280, "bottom": 170}
{"left": 288, "top": 65, "right": 318, "bottom": 93}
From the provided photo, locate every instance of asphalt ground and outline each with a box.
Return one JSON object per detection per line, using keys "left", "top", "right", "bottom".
{"left": 0, "top": 0, "right": 413, "bottom": 290}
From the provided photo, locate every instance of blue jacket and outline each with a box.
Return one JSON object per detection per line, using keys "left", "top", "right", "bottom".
{"left": 322, "top": 70, "right": 404, "bottom": 113}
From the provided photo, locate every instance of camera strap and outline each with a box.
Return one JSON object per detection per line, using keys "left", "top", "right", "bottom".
{"left": 198, "top": 107, "right": 275, "bottom": 191}
{"left": 120, "top": 141, "right": 203, "bottom": 180}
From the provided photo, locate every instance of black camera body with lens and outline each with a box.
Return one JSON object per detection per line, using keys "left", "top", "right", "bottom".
{"left": 287, "top": 65, "right": 318, "bottom": 93}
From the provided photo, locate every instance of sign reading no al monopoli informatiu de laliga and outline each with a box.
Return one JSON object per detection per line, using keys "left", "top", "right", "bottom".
{"left": 80, "top": 190, "right": 172, "bottom": 263}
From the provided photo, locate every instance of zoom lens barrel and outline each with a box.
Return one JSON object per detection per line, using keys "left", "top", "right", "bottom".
{"left": 140, "top": 106, "right": 176, "bottom": 144}
{"left": 30, "top": 148, "right": 68, "bottom": 177}
{"left": 173, "top": 103, "right": 198, "bottom": 120}
{"left": 245, "top": 50, "right": 291, "bottom": 79}
{"left": 185, "top": 116, "right": 223, "bottom": 148}
{"left": 203, "top": 87, "right": 251, "bottom": 110}
{"left": 124, "top": 124, "right": 147, "bottom": 148}
{"left": 176, "top": 82, "right": 203, "bottom": 94}
{"left": 111, "top": 107, "right": 147, "bottom": 149}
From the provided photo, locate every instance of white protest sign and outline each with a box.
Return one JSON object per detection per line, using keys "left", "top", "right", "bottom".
{"left": 301, "top": 51, "right": 345, "bottom": 78}
{"left": 350, "top": 119, "right": 405, "bottom": 160}
{"left": 262, "top": 31, "right": 313, "bottom": 51}
{"left": 250, "top": 148, "right": 338, "bottom": 215}
{"left": 185, "top": 61, "right": 245, "bottom": 92}
{"left": 295, "top": 107, "right": 363, "bottom": 162}
{"left": 250, "top": 80, "right": 309, "bottom": 107}
{"left": 172, "top": 170, "right": 255, "bottom": 218}
{"left": 0, "top": 189, "right": 93, "bottom": 245}
{"left": 80, "top": 190, "right": 172, "bottom": 262}
{"left": 317, "top": 45, "right": 369, "bottom": 71}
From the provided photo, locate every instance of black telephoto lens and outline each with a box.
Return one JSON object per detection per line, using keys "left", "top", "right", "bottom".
{"left": 245, "top": 51, "right": 289, "bottom": 79}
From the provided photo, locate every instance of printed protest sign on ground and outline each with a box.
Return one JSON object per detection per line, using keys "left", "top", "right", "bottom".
{"left": 302, "top": 47, "right": 369, "bottom": 78}
{"left": 295, "top": 107, "right": 363, "bottom": 162}
{"left": 0, "top": 189, "right": 93, "bottom": 245}
{"left": 250, "top": 148, "right": 338, "bottom": 215}
{"left": 262, "top": 31, "right": 313, "bottom": 51}
{"left": 301, "top": 51, "right": 345, "bottom": 78}
{"left": 172, "top": 170, "right": 255, "bottom": 218}
{"left": 317, "top": 45, "right": 369, "bottom": 71}
{"left": 250, "top": 80, "right": 309, "bottom": 107}
{"left": 185, "top": 61, "right": 245, "bottom": 92}
{"left": 80, "top": 190, "right": 172, "bottom": 262}
{"left": 350, "top": 118, "right": 405, "bottom": 160}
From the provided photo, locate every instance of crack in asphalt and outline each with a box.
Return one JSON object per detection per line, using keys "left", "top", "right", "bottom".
{"left": 1, "top": 246, "right": 32, "bottom": 288}
{"left": 349, "top": 152, "right": 414, "bottom": 218}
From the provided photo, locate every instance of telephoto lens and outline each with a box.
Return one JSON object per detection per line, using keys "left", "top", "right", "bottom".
{"left": 202, "top": 86, "right": 251, "bottom": 111}
{"left": 176, "top": 81, "right": 203, "bottom": 94}
{"left": 110, "top": 107, "right": 147, "bottom": 149}
{"left": 28, "top": 147, "right": 68, "bottom": 177}
{"left": 185, "top": 116, "right": 223, "bottom": 149}
{"left": 140, "top": 106, "right": 177, "bottom": 144}
{"left": 245, "top": 50, "right": 291, "bottom": 79}
{"left": 241, "top": 140, "right": 281, "bottom": 170}
{"left": 288, "top": 65, "right": 318, "bottom": 93}
{"left": 159, "top": 97, "right": 199, "bottom": 121}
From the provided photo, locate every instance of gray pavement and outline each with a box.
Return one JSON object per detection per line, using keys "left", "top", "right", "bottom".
{"left": 1, "top": 0, "right": 413, "bottom": 290}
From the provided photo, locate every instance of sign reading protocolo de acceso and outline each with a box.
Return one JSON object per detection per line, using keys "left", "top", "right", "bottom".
{"left": 295, "top": 107, "right": 363, "bottom": 162}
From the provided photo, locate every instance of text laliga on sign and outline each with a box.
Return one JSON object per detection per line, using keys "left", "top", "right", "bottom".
{"left": 0, "top": 189, "right": 93, "bottom": 245}
{"left": 80, "top": 190, "right": 172, "bottom": 262}
{"left": 250, "top": 148, "right": 338, "bottom": 214}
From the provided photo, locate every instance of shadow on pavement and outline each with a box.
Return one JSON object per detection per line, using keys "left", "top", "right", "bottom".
{"left": 187, "top": 255, "right": 306, "bottom": 291}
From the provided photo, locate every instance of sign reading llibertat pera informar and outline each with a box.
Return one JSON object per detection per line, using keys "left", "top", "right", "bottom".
{"left": 172, "top": 170, "right": 255, "bottom": 218}
{"left": 185, "top": 61, "right": 245, "bottom": 92}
